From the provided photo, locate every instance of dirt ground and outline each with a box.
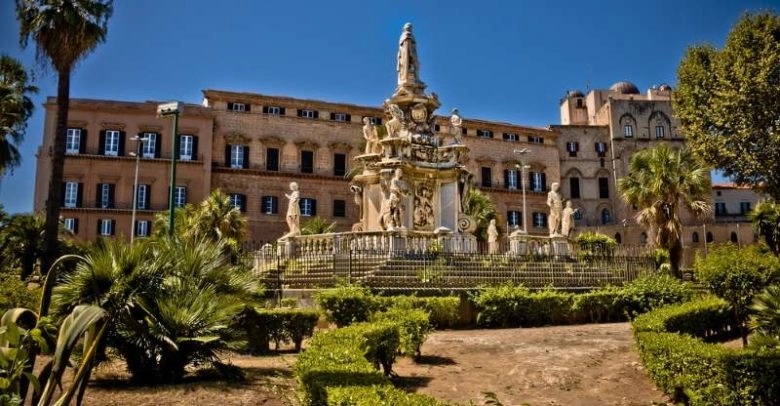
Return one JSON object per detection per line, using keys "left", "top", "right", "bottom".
{"left": 79, "top": 323, "right": 669, "bottom": 405}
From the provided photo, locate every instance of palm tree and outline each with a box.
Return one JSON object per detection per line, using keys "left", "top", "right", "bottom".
{"left": 0, "top": 54, "right": 37, "bottom": 177}
{"left": 301, "top": 216, "right": 337, "bottom": 235}
{"left": 15, "top": 0, "right": 113, "bottom": 292}
{"left": 749, "top": 200, "right": 780, "bottom": 255}
{"left": 0, "top": 212, "right": 45, "bottom": 280}
{"left": 619, "top": 144, "right": 711, "bottom": 277}
{"left": 750, "top": 285, "right": 780, "bottom": 341}
{"left": 194, "top": 190, "right": 247, "bottom": 255}
{"left": 463, "top": 188, "right": 497, "bottom": 242}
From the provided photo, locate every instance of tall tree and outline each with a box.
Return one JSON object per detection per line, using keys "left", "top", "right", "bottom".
{"left": 0, "top": 54, "right": 37, "bottom": 177}
{"left": 619, "top": 144, "right": 711, "bottom": 277}
{"left": 15, "top": 0, "right": 113, "bottom": 282}
{"left": 674, "top": 12, "right": 780, "bottom": 198}
{"left": 463, "top": 188, "right": 497, "bottom": 242}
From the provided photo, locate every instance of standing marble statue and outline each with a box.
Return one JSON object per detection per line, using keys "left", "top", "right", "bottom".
{"left": 561, "top": 200, "right": 578, "bottom": 238}
{"left": 547, "top": 182, "right": 563, "bottom": 236}
{"left": 284, "top": 182, "right": 301, "bottom": 238}
{"left": 362, "top": 117, "right": 379, "bottom": 155}
{"left": 450, "top": 108, "right": 463, "bottom": 144}
{"left": 397, "top": 23, "right": 419, "bottom": 86}
{"left": 380, "top": 168, "right": 410, "bottom": 230}
{"left": 487, "top": 219, "right": 499, "bottom": 254}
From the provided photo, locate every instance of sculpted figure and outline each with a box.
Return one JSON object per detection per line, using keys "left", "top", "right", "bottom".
{"left": 397, "top": 23, "right": 419, "bottom": 86}
{"left": 547, "top": 182, "right": 563, "bottom": 236}
{"left": 362, "top": 117, "right": 379, "bottom": 155}
{"left": 283, "top": 182, "right": 301, "bottom": 238}
{"left": 487, "top": 219, "right": 500, "bottom": 255}
{"left": 449, "top": 108, "right": 463, "bottom": 144}
{"left": 385, "top": 169, "right": 410, "bottom": 230}
{"left": 383, "top": 105, "right": 405, "bottom": 158}
{"left": 561, "top": 200, "right": 578, "bottom": 238}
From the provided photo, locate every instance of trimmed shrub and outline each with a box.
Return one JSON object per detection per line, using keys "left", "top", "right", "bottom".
{"left": 373, "top": 307, "right": 432, "bottom": 358}
{"left": 618, "top": 274, "right": 693, "bottom": 318}
{"left": 570, "top": 288, "right": 626, "bottom": 324}
{"left": 315, "top": 286, "right": 377, "bottom": 327}
{"left": 0, "top": 276, "right": 39, "bottom": 314}
{"left": 632, "top": 296, "right": 738, "bottom": 342}
{"left": 240, "top": 307, "right": 319, "bottom": 353}
{"left": 374, "top": 296, "right": 460, "bottom": 329}
{"left": 326, "top": 385, "right": 448, "bottom": 406}
{"left": 471, "top": 283, "right": 531, "bottom": 328}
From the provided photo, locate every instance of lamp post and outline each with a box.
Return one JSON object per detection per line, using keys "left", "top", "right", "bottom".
{"left": 157, "top": 102, "right": 183, "bottom": 236}
{"left": 514, "top": 148, "right": 530, "bottom": 233}
{"left": 129, "top": 136, "right": 149, "bottom": 244}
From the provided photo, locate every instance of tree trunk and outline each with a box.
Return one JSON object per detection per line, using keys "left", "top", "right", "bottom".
{"left": 40, "top": 69, "right": 71, "bottom": 317}
{"left": 669, "top": 239, "right": 683, "bottom": 279}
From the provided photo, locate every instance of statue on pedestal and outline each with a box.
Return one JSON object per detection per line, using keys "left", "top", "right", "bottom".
{"left": 449, "top": 108, "right": 463, "bottom": 144}
{"left": 397, "top": 23, "right": 420, "bottom": 88}
{"left": 487, "top": 219, "right": 500, "bottom": 254}
{"left": 547, "top": 182, "right": 563, "bottom": 236}
{"left": 362, "top": 117, "right": 379, "bottom": 155}
{"left": 561, "top": 201, "right": 578, "bottom": 238}
{"left": 379, "top": 169, "right": 410, "bottom": 230}
{"left": 283, "top": 182, "right": 301, "bottom": 239}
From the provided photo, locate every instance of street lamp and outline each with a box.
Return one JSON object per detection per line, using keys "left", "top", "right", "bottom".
{"left": 129, "top": 135, "right": 149, "bottom": 244}
{"left": 157, "top": 102, "right": 183, "bottom": 236}
{"left": 514, "top": 148, "right": 530, "bottom": 233}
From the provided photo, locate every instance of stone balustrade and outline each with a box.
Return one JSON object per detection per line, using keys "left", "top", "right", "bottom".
{"left": 274, "top": 230, "right": 477, "bottom": 256}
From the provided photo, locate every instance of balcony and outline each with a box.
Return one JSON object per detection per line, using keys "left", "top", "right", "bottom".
{"left": 61, "top": 201, "right": 170, "bottom": 212}
{"left": 65, "top": 149, "right": 204, "bottom": 163}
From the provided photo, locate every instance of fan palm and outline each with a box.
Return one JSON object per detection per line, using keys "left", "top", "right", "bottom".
{"left": 619, "top": 144, "right": 711, "bottom": 277}
{"left": 0, "top": 54, "right": 37, "bottom": 177}
{"left": 749, "top": 200, "right": 780, "bottom": 255}
{"left": 0, "top": 212, "right": 45, "bottom": 280}
{"left": 194, "top": 190, "right": 247, "bottom": 255}
{"left": 16, "top": 0, "right": 113, "bottom": 297}
{"left": 749, "top": 285, "right": 780, "bottom": 340}
{"left": 463, "top": 188, "right": 497, "bottom": 241}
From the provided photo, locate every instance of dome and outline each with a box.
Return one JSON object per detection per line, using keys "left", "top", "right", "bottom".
{"left": 658, "top": 83, "right": 672, "bottom": 91}
{"left": 567, "top": 90, "right": 584, "bottom": 98}
{"left": 609, "top": 81, "right": 640, "bottom": 94}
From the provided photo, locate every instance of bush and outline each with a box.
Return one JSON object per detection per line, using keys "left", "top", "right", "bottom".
{"left": 0, "top": 275, "right": 39, "bottom": 313}
{"left": 373, "top": 307, "right": 432, "bottom": 358}
{"left": 374, "top": 295, "right": 460, "bottom": 329}
{"left": 618, "top": 274, "right": 693, "bottom": 318}
{"left": 632, "top": 296, "right": 738, "bottom": 342}
{"left": 315, "top": 286, "right": 377, "bottom": 327}
{"left": 327, "top": 385, "right": 448, "bottom": 406}
{"left": 570, "top": 288, "right": 627, "bottom": 324}
{"left": 575, "top": 232, "right": 617, "bottom": 259}
{"left": 471, "top": 283, "right": 531, "bottom": 328}
{"left": 239, "top": 307, "right": 319, "bottom": 353}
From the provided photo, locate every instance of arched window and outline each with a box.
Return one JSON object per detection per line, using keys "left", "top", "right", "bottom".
{"left": 706, "top": 232, "right": 714, "bottom": 243}
{"left": 640, "top": 232, "right": 648, "bottom": 244}
{"left": 692, "top": 232, "right": 699, "bottom": 243}
{"left": 730, "top": 232, "right": 738, "bottom": 243}
{"left": 614, "top": 233, "right": 622, "bottom": 244}
{"left": 601, "top": 209, "right": 611, "bottom": 225}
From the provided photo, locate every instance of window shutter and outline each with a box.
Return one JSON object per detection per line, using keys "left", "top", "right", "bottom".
{"left": 174, "top": 135, "right": 180, "bottom": 160}
{"left": 77, "top": 183, "right": 83, "bottom": 207}
{"left": 242, "top": 146, "right": 249, "bottom": 169}
{"left": 227, "top": 102, "right": 234, "bottom": 111}
{"left": 330, "top": 112, "right": 335, "bottom": 120}
{"left": 313, "top": 111, "right": 319, "bottom": 119}
{"left": 99, "top": 130, "right": 107, "bottom": 155}
{"left": 345, "top": 114, "right": 351, "bottom": 122}
{"left": 60, "top": 182, "right": 66, "bottom": 206}
{"left": 191, "top": 136, "right": 199, "bottom": 160}
{"left": 110, "top": 220, "right": 116, "bottom": 236}
{"left": 262, "top": 106, "right": 269, "bottom": 114}
{"left": 503, "top": 170, "right": 510, "bottom": 189}
{"left": 108, "top": 184, "right": 115, "bottom": 208}
{"left": 240, "top": 194, "right": 247, "bottom": 213}
{"left": 541, "top": 173, "right": 547, "bottom": 191}
{"left": 79, "top": 129, "right": 87, "bottom": 153}
{"left": 575, "top": 142, "right": 579, "bottom": 151}
{"left": 118, "top": 131, "right": 126, "bottom": 156}
{"left": 145, "top": 185, "right": 151, "bottom": 209}
{"left": 297, "top": 109, "right": 303, "bottom": 117}
{"left": 95, "top": 183, "right": 103, "bottom": 208}
{"left": 73, "top": 218, "right": 79, "bottom": 234}
{"left": 225, "top": 145, "right": 231, "bottom": 166}
{"left": 97, "top": 220, "right": 101, "bottom": 235}
{"left": 311, "top": 199, "right": 317, "bottom": 216}
{"left": 279, "top": 107, "right": 285, "bottom": 115}
{"left": 244, "top": 104, "right": 251, "bottom": 112}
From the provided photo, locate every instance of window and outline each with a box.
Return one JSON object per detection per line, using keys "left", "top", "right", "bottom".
{"left": 706, "top": 232, "right": 714, "bottom": 243}
{"left": 266, "top": 148, "right": 280, "bottom": 171}
{"left": 179, "top": 134, "right": 196, "bottom": 161}
{"left": 503, "top": 133, "right": 518, "bottom": 141}
{"left": 135, "top": 220, "right": 150, "bottom": 237}
{"left": 136, "top": 184, "right": 150, "bottom": 210}
{"left": 715, "top": 202, "right": 727, "bottom": 216}
{"left": 63, "top": 218, "right": 78, "bottom": 234}
{"left": 477, "top": 129, "right": 493, "bottom": 139}
{"left": 528, "top": 136, "right": 544, "bottom": 144}
{"left": 615, "top": 233, "right": 622, "bottom": 244}
{"left": 692, "top": 232, "right": 700, "bottom": 243}
{"left": 66, "top": 128, "right": 82, "bottom": 154}
{"left": 97, "top": 183, "right": 115, "bottom": 209}
{"left": 229, "top": 193, "right": 247, "bottom": 212}
{"left": 301, "top": 150, "right": 314, "bottom": 173}
{"left": 532, "top": 212, "right": 547, "bottom": 229}
{"left": 433, "top": 124, "right": 441, "bottom": 132}
{"left": 228, "top": 145, "right": 248, "bottom": 169}
{"left": 595, "top": 142, "right": 607, "bottom": 157}
{"left": 530, "top": 172, "right": 546, "bottom": 192}
{"left": 574, "top": 209, "right": 583, "bottom": 220}
{"left": 504, "top": 169, "right": 518, "bottom": 190}
{"left": 262, "top": 106, "right": 283, "bottom": 115}
{"left": 598, "top": 177, "right": 609, "bottom": 199}
{"left": 103, "top": 130, "right": 122, "bottom": 156}
{"left": 300, "top": 198, "right": 317, "bottom": 217}
{"left": 601, "top": 209, "right": 611, "bottom": 225}
{"left": 740, "top": 201, "right": 752, "bottom": 215}
{"left": 262, "top": 196, "right": 278, "bottom": 214}
{"left": 334, "top": 153, "right": 346, "bottom": 177}
{"left": 64, "top": 182, "right": 80, "bottom": 208}
{"left": 174, "top": 186, "right": 187, "bottom": 208}
{"left": 731, "top": 232, "right": 738, "bottom": 243}
{"left": 333, "top": 199, "right": 346, "bottom": 217}
{"left": 297, "top": 109, "right": 318, "bottom": 119}
{"left": 569, "top": 177, "right": 580, "bottom": 199}
{"left": 331, "top": 112, "right": 350, "bottom": 122}
{"left": 481, "top": 167, "right": 492, "bottom": 187}
{"left": 624, "top": 125, "right": 634, "bottom": 138}
{"left": 461, "top": 127, "right": 468, "bottom": 135}
{"left": 655, "top": 126, "right": 665, "bottom": 139}
{"left": 369, "top": 116, "right": 382, "bottom": 125}
{"left": 507, "top": 210, "right": 522, "bottom": 228}
{"left": 98, "top": 219, "right": 115, "bottom": 236}
{"left": 141, "top": 133, "right": 157, "bottom": 158}
{"left": 566, "top": 141, "right": 579, "bottom": 157}
{"left": 228, "top": 102, "right": 247, "bottom": 112}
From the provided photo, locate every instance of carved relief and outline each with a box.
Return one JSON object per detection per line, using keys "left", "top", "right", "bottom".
{"left": 413, "top": 180, "right": 434, "bottom": 230}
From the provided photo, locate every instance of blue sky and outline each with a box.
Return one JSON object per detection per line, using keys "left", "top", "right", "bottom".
{"left": 0, "top": 0, "right": 777, "bottom": 214}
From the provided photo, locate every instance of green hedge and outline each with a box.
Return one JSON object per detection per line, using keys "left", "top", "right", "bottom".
{"left": 373, "top": 307, "right": 432, "bottom": 359}
{"left": 240, "top": 307, "right": 319, "bottom": 353}
{"left": 632, "top": 299, "right": 780, "bottom": 405}
{"left": 326, "top": 385, "right": 447, "bottom": 406}
{"left": 374, "top": 296, "right": 460, "bottom": 329}
{"left": 315, "top": 286, "right": 377, "bottom": 327}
